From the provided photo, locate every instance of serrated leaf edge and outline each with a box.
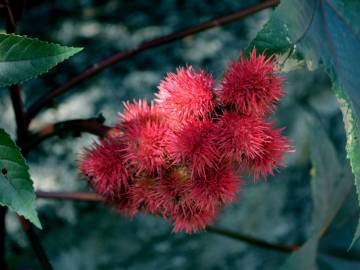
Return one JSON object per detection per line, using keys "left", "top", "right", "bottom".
{"left": 0, "top": 128, "right": 42, "bottom": 229}
{"left": 0, "top": 33, "right": 83, "bottom": 87}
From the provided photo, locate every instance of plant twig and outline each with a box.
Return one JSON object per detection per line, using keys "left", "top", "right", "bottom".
{"left": 4, "top": 4, "right": 16, "bottom": 33}
{"left": 23, "top": 118, "right": 111, "bottom": 154}
{"left": 9, "top": 85, "right": 28, "bottom": 142}
{"left": 26, "top": 0, "right": 280, "bottom": 123}
{"left": 0, "top": 207, "right": 6, "bottom": 270}
{"left": 36, "top": 191, "right": 104, "bottom": 202}
{"left": 3, "top": 3, "right": 31, "bottom": 269}
{"left": 34, "top": 191, "right": 360, "bottom": 259}
{"left": 0, "top": 9, "right": 13, "bottom": 259}
{"left": 18, "top": 217, "right": 53, "bottom": 270}
{"left": 5, "top": 5, "right": 53, "bottom": 266}
{"left": 206, "top": 225, "right": 299, "bottom": 253}
{"left": 34, "top": 190, "right": 299, "bottom": 253}
{"left": 5, "top": 1, "right": 28, "bottom": 142}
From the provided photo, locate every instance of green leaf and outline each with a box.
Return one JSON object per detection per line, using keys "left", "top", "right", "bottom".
{"left": 0, "top": 129, "right": 41, "bottom": 229}
{"left": 0, "top": 34, "right": 82, "bottom": 87}
{"left": 351, "top": 220, "right": 360, "bottom": 249}
{"left": 335, "top": 88, "right": 360, "bottom": 248}
{"left": 308, "top": 119, "right": 353, "bottom": 232}
{"left": 249, "top": 0, "right": 360, "bottom": 106}
{"left": 248, "top": 0, "right": 360, "bottom": 246}
{"left": 248, "top": 0, "right": 312, "bottom": 57}
{"left": 280, "top": 119, "right": 353, "bottom": 269}
{"left": 309, "top": 122, "right": 341, "bottom": 230}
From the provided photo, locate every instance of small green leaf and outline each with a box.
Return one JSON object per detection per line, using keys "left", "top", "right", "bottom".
{"left": 247, "top": 0, "right": 311, "bottom": 57}
{"left": 0, "top": 129, "right": 41, "bottom": 229}
{"left": 0, "top": 34, "right": 82, "bottom": 87}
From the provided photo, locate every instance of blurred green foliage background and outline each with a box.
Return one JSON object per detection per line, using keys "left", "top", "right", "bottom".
{"left": 1, "top": 0, "right": 359, "bottom": 269}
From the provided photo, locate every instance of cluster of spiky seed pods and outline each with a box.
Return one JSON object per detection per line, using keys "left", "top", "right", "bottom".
{"left": 80, "top": 49, "right": 292, "bottom": 233}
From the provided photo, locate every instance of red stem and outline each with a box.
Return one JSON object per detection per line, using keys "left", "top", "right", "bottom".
{"left": 36, "top": 191, "right": 104, "bottom": 202}
{"left": 4, "top": 2, "right": 53, "bottom": 269}
{"left": 5, "top": 3, "right": 27, "bottom": 142}
{"left": 18, "top": 217, "right": 53, "bottom": 270}
{"left": 4, "top": 4, "right": 16, "bottom": 33}
{"left": 23, "top": 118, "right": 111, "bottom": 154}
{"left": 25, "top": 0, "right": 280, "bottom": 124}
{"left": 9, "top": 85, "right": 28, "bottom": 142}
{"left": 35, "top": 191, "right": 299, "bottom": 253}
{"left": 0, "top": 207, "right": 6, "bottom": 270}
{"left": 206, "top": 225, "right": 299, "bottom": 253}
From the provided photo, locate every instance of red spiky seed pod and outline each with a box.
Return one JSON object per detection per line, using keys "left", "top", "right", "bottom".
{"left": 192, "top": 165, "right": 242, "bottom": 209}
{"left": 171, "top": 195, "right": 217, "bottom": 233}
{"left": 156, "top": 66, "right": 215, "bottom": 121}
{"left": 218, "top": 48, "right": 283, "bottom": 116}
{"left": 167, "top": 119, "right": 222, "bottom": 177}
{"left": 129, "top": 174, "right": 162, "bottom": 214}
{"left": 80, "top": 137, "right": 130, "bottom": 200}
{"left": 117, "top": 100, "right": 170, "bottom": 175}
{"left": 247, "top": 127, "right": 292, "bottom": 179}
{"left": 217, "top": 111, "right": 271, "bottom": 162}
